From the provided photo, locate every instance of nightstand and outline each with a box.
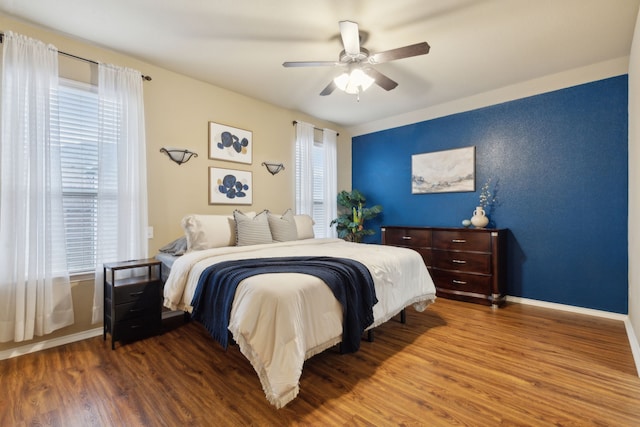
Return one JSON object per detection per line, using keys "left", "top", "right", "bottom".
{"left": 103, "top": 258, "right": 162, "bottom": 349}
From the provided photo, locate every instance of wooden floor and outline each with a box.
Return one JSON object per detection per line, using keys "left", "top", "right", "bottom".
{"left": 1, "top": 298, "right": 639, "bottom": 426}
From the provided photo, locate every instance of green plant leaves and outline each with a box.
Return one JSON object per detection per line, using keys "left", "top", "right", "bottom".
{"left": 331, "top": 189, "right": 382, "bottom": 243}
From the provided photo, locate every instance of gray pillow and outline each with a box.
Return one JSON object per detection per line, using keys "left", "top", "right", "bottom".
{"left": 158, "top": 236, "right": 188, "bottom": 256}
{"left": 268, "top": 209, "right": 298, "bottom": 242}
{"left": 234, "top": 209, "right": 273, "bottom": 246}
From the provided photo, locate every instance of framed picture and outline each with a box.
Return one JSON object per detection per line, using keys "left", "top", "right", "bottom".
{"left": 411, "top": 146, "right": 475, "bottom": 194}
{"left": 208, "top": 167, "right": 253, "bottom": 205}
{"left": 208, "top": 121, "right": 252, "bottom": 164}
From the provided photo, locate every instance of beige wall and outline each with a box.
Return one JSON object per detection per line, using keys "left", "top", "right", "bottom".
{"left": 629, "top": 10, "right": 640, "bottom": 362}
{"left": 0, "top": 16, "right": 352, "bottom": 353}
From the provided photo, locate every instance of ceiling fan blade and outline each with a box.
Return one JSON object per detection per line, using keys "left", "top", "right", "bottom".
{"left": 369, "top": 42, "right": 430, "bottom": 64}
{"left": 282, "top": 61, "right": 341, "bottom": 68}
{"left": 364, "top": 68, "right": 398, "bottom": 91}
{"left": 339, "top": 20, "right": 360, "bottom": 57}
{"left": 319, "top": 81, "right": 337, "bottom": 96}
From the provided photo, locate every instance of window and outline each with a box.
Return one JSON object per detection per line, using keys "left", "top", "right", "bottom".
{"left": 311, "top": 135, "right": 326, "bottom": 237}
{"left": 55, "top": 79, "right": 117, "bottom": 274}
{"left": 296, "top": 128, "right": 327, "bottom": 237}
{"left": 295, "top": 124, "right": 337, "bottom": 239}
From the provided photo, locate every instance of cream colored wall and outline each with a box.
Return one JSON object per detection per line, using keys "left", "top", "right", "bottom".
{"left": 628, "top": 9, "right": 640, "bottom": 362}
{"left": 144, "top": 69, "right": 351, "bottom": 253}
{"left": 0, "top": 16, "right": 352, "bottom": 353}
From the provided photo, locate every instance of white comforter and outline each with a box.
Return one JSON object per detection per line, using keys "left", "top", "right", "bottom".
{"left": 163, "top": 238, "right": 436, "bottom": 408}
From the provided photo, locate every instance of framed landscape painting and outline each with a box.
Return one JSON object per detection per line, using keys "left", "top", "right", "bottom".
{"left": 208, "top": 121, "right": 252, "bottom": 164}
{"left": 411, "top": 146, "right": 475, "bottom": 194}
{"left": 208, "top": 167, "right": 253, "bottom": 205}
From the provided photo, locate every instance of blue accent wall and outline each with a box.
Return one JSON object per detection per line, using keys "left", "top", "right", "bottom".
{"left": 353, "top": 76, "right": 628, "bottom": 314}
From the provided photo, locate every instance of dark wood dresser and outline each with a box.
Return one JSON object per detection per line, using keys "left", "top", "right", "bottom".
{"left": 381, "top": 226, "right": 507, "bottom": 308}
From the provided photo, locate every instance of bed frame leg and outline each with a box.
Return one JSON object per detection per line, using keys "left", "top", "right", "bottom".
{"left": 344, "top": 308, "right": 407, "bottom": 350}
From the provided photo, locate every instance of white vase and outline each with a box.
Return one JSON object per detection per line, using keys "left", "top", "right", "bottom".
{"left": 471, "top": 206, "right": 489, "bottom": 228}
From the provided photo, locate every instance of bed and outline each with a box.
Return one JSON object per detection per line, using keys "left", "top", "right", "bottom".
{"left": 161, "top": 210, "right": 437, "bottom": 408}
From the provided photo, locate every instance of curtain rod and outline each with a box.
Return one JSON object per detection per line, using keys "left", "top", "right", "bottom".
{"left": 292, "top": 120, "right": 339, "bottom": 136}
{"left": 0, "top": 32, "right": 152, "bottom": 81}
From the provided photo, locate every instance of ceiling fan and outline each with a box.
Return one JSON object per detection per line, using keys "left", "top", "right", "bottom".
{"left": 282, "top": 20, "right": 430, "bottom": 97}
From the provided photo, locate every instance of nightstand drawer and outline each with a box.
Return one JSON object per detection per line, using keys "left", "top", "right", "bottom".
{"left": 116, "top": 315, "right": 161, "bottom": 340}
{"left": 113, "top": 281, "right": 161, "bottom": 304}
{"left": 432, "top": 230, "right": 491, "bottom": 252}
{"left": 431, "top": 270, "right": 491, "bottom": 295}
{"left": 432, "top": 250, "right": 491, "bottom": 274}
{"left": 115, "top": 299, "right": 160, "bottom": 322}
{"left": 383, "top": 227, "right": 431, "bottom": 248}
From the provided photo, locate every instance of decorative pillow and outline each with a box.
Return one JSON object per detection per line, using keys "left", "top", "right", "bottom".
{"left": 181, "top": 212, "right": 256, "bottom": 251}
{"left": 234, "top": 209, "right": 273, "bottom": 246}
{"left": 293, "top": 214, "right": 315, "bottom": 240}
{"left": 158, "top": 236, "right": 188, "bottom": 256}
{"left": 268, "top": 209, "right": 298, "bottom": 242}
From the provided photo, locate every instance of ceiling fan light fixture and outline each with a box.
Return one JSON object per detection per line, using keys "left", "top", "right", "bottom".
{"left": 334, "top": 68, "right": 375, "bottom": 94}
{"left": 283, "top": 20, "right": 428, "bottom": 97}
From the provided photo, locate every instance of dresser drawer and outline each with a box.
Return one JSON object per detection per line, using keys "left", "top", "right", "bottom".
{"left": 383, "top": 228, "right": 431, "bottom": 248}
{"left": 414, "top": 248, "right": 432, "bottom": 268}
{"left": 431, "top": 269, "right": 491, "bottom": 295}
{"left": 432, "top": 250, "right": 491, "bottom": 274}
{"left": 432, "top": 230, "right": 491, "bottom": 252}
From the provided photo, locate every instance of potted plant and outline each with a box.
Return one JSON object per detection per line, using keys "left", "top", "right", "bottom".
{"left": 330, "top": 189, "right": 382, "bottom": 243}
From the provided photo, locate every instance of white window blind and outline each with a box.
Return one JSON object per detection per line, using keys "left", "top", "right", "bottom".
{"left": 295, "top": 127, "right": 329, "bottom": 237}
{"left": 54, "top": 80, "right": 117, "bottom": 274}
{"left": 311, "top": 140, "right": 326, "bottom": 237}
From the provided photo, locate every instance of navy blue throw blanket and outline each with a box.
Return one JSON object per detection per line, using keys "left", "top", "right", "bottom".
{"left": 190, "top": 256, "right": 378, "bottom": 354}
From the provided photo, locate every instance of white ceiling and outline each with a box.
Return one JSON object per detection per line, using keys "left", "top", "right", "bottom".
{"left": 1, "top": 0, "right": 638, "bottom": 129}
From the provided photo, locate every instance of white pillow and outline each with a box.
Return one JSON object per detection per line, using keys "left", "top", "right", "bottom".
{"left": 293, "top": 214, "right": 315, "bottom": 240}
{"left": 234, "top": 210, "right": 273, "bottom": 246}
{"left": 181, "top": 212, "right": 255, "bottom": 251}
{"left": 268, "top": 209, "right": 298, "bottom": 242}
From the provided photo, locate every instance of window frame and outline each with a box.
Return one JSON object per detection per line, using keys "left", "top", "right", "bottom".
{"left": 56, "top": 78, "right": 112, "bottom": 278}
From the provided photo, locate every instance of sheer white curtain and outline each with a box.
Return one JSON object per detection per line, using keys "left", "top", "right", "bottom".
{"left": 295, "top": 121, "right": 315, "bottom": 215}
{"left": 0, "top": 32, "right": 74, "bottom": 342}
{"left": 91, "top": 63, "right": 149, "bottom": 324}
{"left": 322, "top": 128, "right": 338, "bottom": 238}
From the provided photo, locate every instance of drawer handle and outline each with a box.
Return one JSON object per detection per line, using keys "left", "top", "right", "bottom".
{"left": 401, "top": 236, "right": 412, "bottom": 240}
{"left": 452, "top": 259, "right": 467, "bottom": 264}
{"left": 129, "top": 308, "right": 144, "bottom": 313}
{"left": 452, "top": 280, "right": 467, "bottom": 285}
{"left": 129, "top": 291, "right": 144, "bottom": 297}
{"left": 130, "top": 324, "right": 143, "bottom": 329}
{"left": 451, "top": 239, "right": 466, "bottom": 243}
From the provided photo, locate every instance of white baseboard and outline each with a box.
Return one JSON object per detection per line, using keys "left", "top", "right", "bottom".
{"left": 0, "top": 312, "right": 185, "bottom": 361}
{"left": 506, "top": 295, "right": 628, "bottom": 320}
{"left": 0, "top": 327, "right": 103, "bottom": 361}
{"left": 508, "top": 296, "right": 640, "bottom": 376}
{"left": 624, "top": 320, "right": 640, "bottom": 377}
